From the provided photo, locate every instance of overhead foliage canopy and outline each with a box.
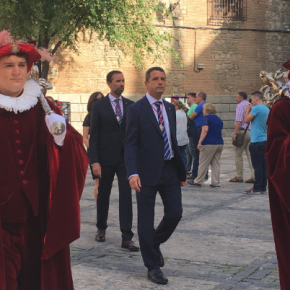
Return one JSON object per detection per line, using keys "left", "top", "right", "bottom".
{"left": 0, "top": 0, "right": 179, "bottom": 77}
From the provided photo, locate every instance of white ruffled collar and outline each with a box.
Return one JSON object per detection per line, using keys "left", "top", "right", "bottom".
{"left": 0, "top": 80, "right": 41, "bottom": 114}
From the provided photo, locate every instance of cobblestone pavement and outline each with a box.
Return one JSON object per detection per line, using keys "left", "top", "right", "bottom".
{"left": 71, "top": 139, "right": 280, "bottom": 290}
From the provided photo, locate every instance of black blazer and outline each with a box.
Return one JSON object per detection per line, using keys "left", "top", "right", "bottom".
{"left": 124, "top": 96, "right": 186, "bottom": 186}
{"left": 89, "top": 95, "right": 134, "bottom": 166}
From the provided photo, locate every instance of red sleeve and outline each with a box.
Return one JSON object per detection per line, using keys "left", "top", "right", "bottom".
{"left": 266, "top": 97, "right": 290, "bottom": 212}
{"left": 41, "top": 107, "right": 89, "bottom": 260}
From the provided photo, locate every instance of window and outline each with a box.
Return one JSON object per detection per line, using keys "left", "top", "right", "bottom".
{"left": 208, "top": 0, "right": 247, "bottom": 26}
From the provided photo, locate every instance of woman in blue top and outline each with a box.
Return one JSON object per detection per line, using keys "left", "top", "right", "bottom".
{"left": 189, "top": 103, "right": 224, "bottom": 187}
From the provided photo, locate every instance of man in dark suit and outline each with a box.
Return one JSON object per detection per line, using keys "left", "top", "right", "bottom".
{"left": 125, "top": 67, "right": 187, "bottom": 284}
{"left": 89, "top": 70, "right": 139, "bottom": 251}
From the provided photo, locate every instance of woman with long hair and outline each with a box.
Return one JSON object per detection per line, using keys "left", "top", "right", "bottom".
{"left": 83, "top": 92, "right": 104, "bottom": 201}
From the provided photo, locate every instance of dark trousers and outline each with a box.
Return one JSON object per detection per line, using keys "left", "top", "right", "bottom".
{"left": 97, "top": 156, "right": 134, "bottom": 241}
{"left": 178, "top": 145, "right": 187, "bottom": 169}
{"left": 249, "top": 141, "right": 267, "bottom": 192}
{"left": 191, "top": 126, "right": 201, "bottom": 177}
{"left": 136, "top": 161, "right": 182, "bottom": 270}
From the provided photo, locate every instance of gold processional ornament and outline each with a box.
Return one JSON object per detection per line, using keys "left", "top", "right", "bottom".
{"left": 259, "top": 69, "right": 290, "bottom": 108}
{"left": 30, "top": 65, "right": 66, "bottom": 135}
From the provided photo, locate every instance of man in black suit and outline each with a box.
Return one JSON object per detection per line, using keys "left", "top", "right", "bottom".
{"left": 125, "top": 67, "right": 187, "bottom": 284}
{"left": 89, "top": 70, "right": 139, "bottom": 251}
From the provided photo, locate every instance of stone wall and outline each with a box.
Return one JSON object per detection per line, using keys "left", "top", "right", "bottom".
{"left": 265, "top": 0, "right": 290, "bottom": 72}
{"left": 48, "top": 0, "right": 290, "bottom": 134}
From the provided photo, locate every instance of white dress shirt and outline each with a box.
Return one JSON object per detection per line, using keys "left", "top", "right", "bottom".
{"left": 146, "top": 93, "right": 174, "bottom": 158}
{"left": 108, "top": 93, "right": 123, "bottom": 115}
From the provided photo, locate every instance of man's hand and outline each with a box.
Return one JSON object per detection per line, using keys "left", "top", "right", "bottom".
{"left": 129, "top": 175, "right": 141, "bottom": 192}
{"left": 232, "top": 134, "right": 237, "bottom": 142}
{"left": 197, "top": 143, "right": 202, "bottom": 151}
{"left": 180, "top": 181, "right": 187, "bottom": 186}
{"left": 246, "top": 103, "right": 251, "bottom": 113}
{"left": 92, "top": 163, "right": 102, "bottom": 178}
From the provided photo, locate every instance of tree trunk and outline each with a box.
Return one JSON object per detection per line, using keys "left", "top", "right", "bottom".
{"left": 38, "top": 31, "right": 51, "bottom": 80}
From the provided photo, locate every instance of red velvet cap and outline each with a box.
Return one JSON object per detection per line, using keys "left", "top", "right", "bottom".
{"left": 0, "top": 30, "right": 53, "bottom": 72}
{"left": 283, "top": 59, "right": 290, "bottom": 80}
{"left": 0, "top": 43, "right": 41, "bottom": 71}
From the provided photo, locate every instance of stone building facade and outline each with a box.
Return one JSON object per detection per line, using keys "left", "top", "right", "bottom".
{"left": 49, "top": 0, "right": 290, "bottom": 135}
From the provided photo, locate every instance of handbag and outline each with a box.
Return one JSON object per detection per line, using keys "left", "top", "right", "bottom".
{"left": 232, "top": 123, "right": 250, "bottom": 146}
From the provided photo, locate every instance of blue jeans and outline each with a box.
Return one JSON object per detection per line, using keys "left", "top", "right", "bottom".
{"left": 178, "top": 145, "right": 187, "bottom": 169}
{"left": 186, "top": 137, "right": 195, "bottom": 172}
{"left": 191, "top": 126, "right": 201, "bottom": 178}
{"left": 249, "top": 141, "right": 267, "bottom": 192}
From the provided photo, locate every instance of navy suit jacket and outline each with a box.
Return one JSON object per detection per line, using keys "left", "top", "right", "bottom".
{"left": 124, "top": 96, "right": 186, "bottom": 186}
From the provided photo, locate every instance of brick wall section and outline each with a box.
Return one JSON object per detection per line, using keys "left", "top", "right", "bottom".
{"left": 48, "top": 0, "right": 290, "bottom": 134}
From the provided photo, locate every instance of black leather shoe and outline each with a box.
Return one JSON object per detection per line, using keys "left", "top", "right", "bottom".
{"left": 187, "top": 175, "right": 196, "bottom": 180}
{"left": 95, "top": 229, "right": 106, "bottom": 242}
{"left": 147, "top": 269, "right": 168, "bottom": 284}
{"left": 121, "top": 240, "right": 140, "bottom": 252}
{"left": 188, "top": 181, "right": 201, "bottom": 186}
{"left": 156, "top": 248, "right": 164, "bottom": 267}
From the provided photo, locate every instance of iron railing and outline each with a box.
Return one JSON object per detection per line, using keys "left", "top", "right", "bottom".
{"left": 208, "top": 0, "right": 247, "bottom": 26}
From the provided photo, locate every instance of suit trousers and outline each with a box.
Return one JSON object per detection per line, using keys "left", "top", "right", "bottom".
{"left": 136, "top": 161, "right": 182, "bottom": 271}
{"left": 97, "top": 155, "right": 134, "bottom": 241}
{"left": 234, "top": 130, "right": 255, "bottom": 180}
{"left": 194, "top": 144, "right": 223, "bottom": 186}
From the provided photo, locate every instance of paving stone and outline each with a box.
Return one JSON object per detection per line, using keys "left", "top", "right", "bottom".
{"left": 71, "top": 138, "right": 280, "bottom": 289}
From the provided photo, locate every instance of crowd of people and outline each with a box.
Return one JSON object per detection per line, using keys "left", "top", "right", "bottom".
{"left": 1, "top": 27, "right": 290, "bottom": 290}
{"left": 80, "top": 69, "right": 273, "bottom": 284}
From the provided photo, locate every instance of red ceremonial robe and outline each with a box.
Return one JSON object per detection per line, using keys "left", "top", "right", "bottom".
{"left": 0, "top": 100, "right": 89, "bottom": 290}
{"left": 266, "top": 97, "right": 290, "bottom": 290}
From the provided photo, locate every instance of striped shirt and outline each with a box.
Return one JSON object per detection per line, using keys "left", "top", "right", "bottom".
{"left": 235, "top": 100, "right": 252, "bottom": 130}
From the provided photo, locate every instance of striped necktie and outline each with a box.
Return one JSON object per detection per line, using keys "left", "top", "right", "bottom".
{"left": 114, "top": 99, "right": 123, "bottom": 125}
{"left": 155, "top": 101, "right": 171, "bottom": 160}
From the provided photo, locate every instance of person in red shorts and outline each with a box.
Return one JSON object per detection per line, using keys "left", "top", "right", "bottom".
{"left": 0, "top": 30, "right": 88, "bottom": 290}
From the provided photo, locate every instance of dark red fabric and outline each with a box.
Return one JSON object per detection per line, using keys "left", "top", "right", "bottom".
{"left": 266, "top": 97, "right": 290, "bottom": 290}
{"left": 282, "top": 59, "right": 290, "bottom": 79}
{"left": 0, "top": 43, "right": 41, "bottom": 71}
{"left": 1, "top": 215, "right": 42, "bottom": 290}
{"left": 42, "top": 121, "right": 89, "bottom": 260}
{"left": 0, "top": 218, "right": 5, "bottom": 290}
{"left": 0, "top": 100, "right": 89, "bottom": 289}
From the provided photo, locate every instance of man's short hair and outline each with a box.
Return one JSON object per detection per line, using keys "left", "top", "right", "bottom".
{"left": 187, "top": 92, "right": 196, "bottom": 98}
{"left": 145, "top": 67, "right": 165, "bottom": 82}
{"left": 106, "top": 70, "right": 123, "bottom": 83}
{"left": 238, "top": 92, "right": 247, "bottom": 100}
{"left": 198, "top": 92, "right": 207, "bottom": 101}
{"left": 251, "top": 91, "right": 263, "bottom": 100}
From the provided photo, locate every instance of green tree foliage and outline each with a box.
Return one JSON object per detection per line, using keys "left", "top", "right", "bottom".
{"left": 0, "top": 0, "right": 179, "bottom": 78}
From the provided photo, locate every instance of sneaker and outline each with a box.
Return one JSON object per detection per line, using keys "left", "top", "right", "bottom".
{"left": 244, "top": 188, "right": 261, "bottom": 195}
{"left": 188, "top": 181, "right": 201, "bottom": 187}
{"left": 187, "top": 175, "right": 196, "bottom": 180}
